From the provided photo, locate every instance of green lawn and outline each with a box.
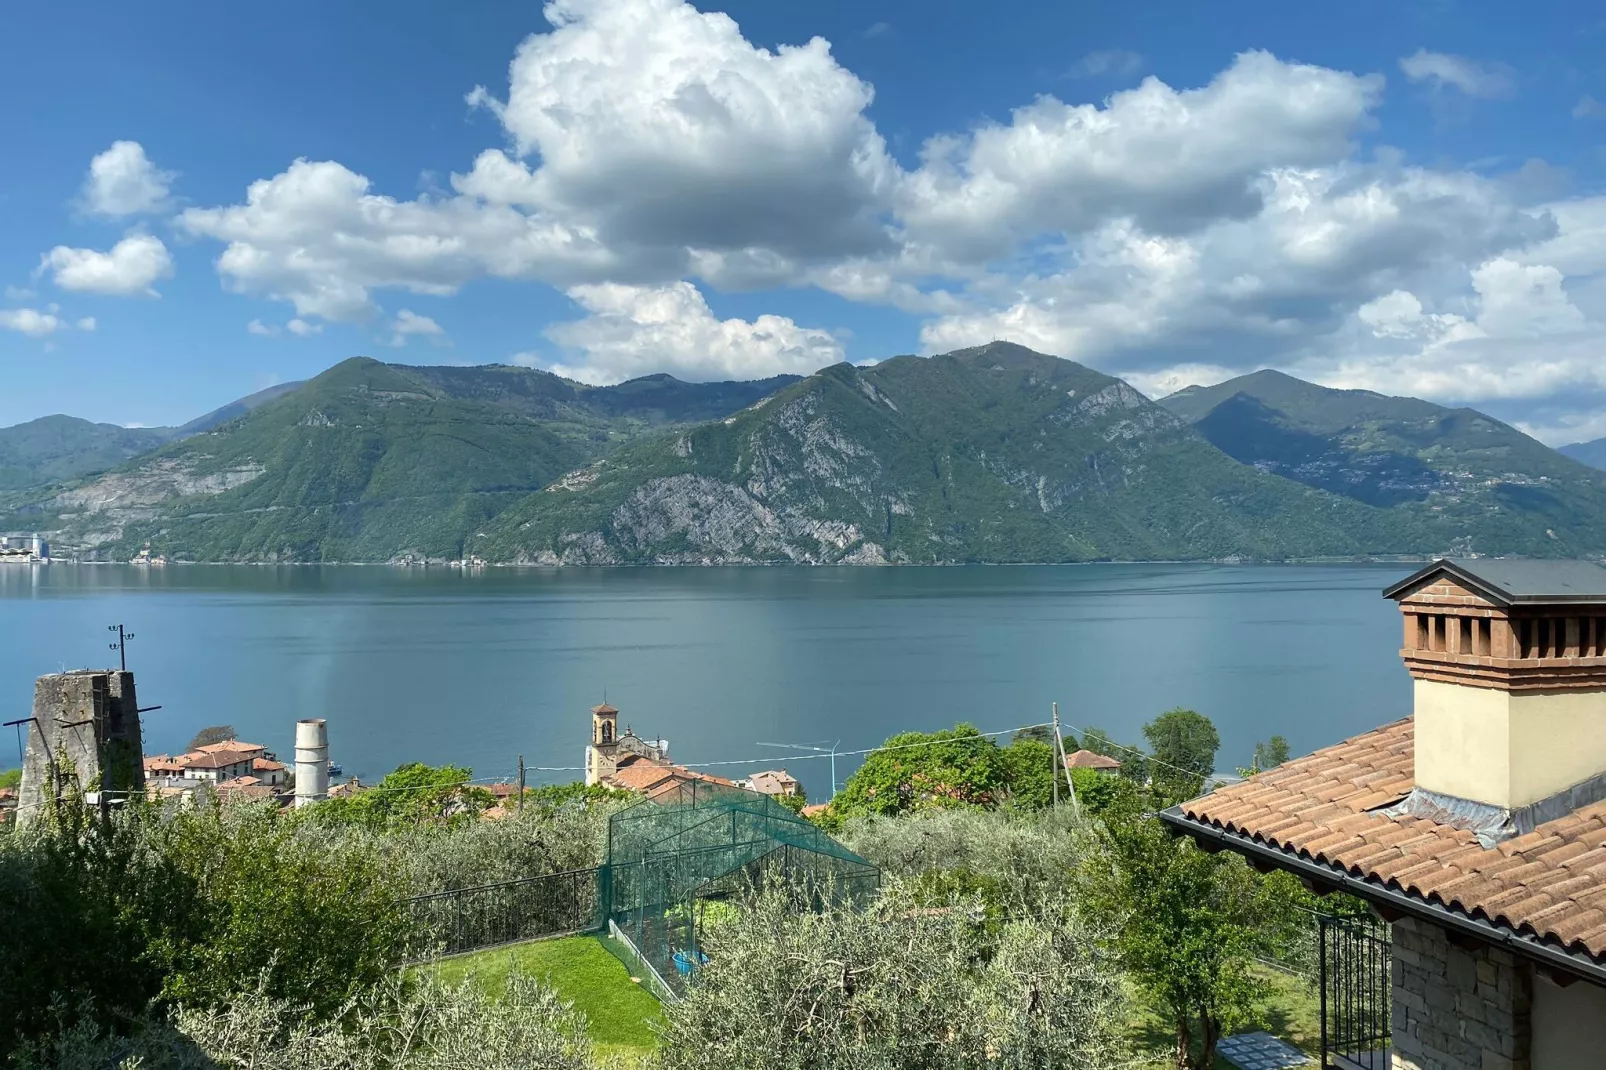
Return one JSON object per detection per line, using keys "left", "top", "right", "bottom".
{"left": 425, "top": 935, "right": 664, "bottom": 1059}
{"left": 1125, "top": 964, "right": 1321, "bottom": 1069}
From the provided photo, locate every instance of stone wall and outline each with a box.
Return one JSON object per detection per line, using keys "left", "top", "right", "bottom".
{"left": 15, "top": 670, "right": 145, "bottom": 826}
{"left": 1392, "top": 915, "right": 1531, "bottom": 1070}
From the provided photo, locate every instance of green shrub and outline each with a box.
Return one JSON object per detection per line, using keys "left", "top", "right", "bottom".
{"left": 657, "top": 881, "right": 1127, "bottom": 1070}
{"left": 12, "top": 970, "right": 592, "bottom": 1070}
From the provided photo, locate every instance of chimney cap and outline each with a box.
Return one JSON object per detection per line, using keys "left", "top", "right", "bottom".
{"left": 1384, "top": 557, "right": 1606, "bottom": 607}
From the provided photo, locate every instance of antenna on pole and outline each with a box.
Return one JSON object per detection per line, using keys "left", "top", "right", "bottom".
{"left": 755, "top": 740, "right": 841, "bottom": 799}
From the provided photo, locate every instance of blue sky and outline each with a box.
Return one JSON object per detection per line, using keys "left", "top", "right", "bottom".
{"left": 3, "top": 1, "right": 1605, "bottom": 443}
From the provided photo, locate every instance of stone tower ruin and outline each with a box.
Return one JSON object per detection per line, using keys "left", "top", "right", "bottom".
{"left": 16, "top": 670, "right": 146, "bottom": 827}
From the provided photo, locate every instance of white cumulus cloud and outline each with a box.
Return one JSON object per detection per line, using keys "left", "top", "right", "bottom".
{"left": 897, "top": 51, "right": 1383, "bottom": 263}
{"left": 544, "top": 281, "right": 843, "bottom": 383}
{"left": 40, "top": 234, "right": 174, "bottom": 296}
{"left": 388, "top": 309, "right": 444, "bottom": 346}
{"left": 81, "top": 141, "right": 176, "bottom": 217}
{"left": 161, "top": 3, "right": 1606, "bottom": 439}
{"left": 0, "top": 308, "right": 62, "bottom": 338}
{"left": 76, "top": 317, "right": 96, "bottom": 331}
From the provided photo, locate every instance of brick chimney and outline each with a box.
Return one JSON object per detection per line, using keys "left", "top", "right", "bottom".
{"left": 1386, "top": 558, "right": 1606, "bottom": 815}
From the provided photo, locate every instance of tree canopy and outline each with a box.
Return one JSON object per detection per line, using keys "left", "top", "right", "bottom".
{"left": 828, "top": 724, "right": 1009, "bottom": 821}
{"left": 1142, "top": 709, "right": 1220, "bottom": 805}
{"left": 186, "top": 725, "right": 238, "bottom": 751}
{"left": 1252, "top": 736, "right": 1291, "bottom": 772}
{"left": 1083, "top": 813, "right": 1300, "bottom": 1070}
{"left": 307, "top": 763, "right": 492, "bottom": 830}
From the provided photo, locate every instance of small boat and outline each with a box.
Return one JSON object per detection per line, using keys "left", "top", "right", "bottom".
{"left": 327, "top": 761, "right": 344, "bottom": 777}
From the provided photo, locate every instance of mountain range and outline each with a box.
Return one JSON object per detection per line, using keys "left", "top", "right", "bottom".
{"left": 1560, "top": 438, "right": 1606, "bottom": 472}
{"left": 4, "top": 344, "right": 1604, "bottom": 564}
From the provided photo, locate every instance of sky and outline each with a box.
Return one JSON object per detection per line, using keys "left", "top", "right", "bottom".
{"left": 3, "top": 1, "right": 1605, "bottom": 444}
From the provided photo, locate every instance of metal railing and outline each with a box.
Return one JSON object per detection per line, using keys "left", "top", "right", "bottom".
{"left": 1318, "top": 912, "right": 1392, "bottom": 1070}
{"left": 407, "top": 866, "right": 602, "bottom": 957}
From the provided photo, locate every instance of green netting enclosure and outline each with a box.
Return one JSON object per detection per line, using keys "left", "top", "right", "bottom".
{"left": 601, "top": 780, "right": 880, "bottom": 994}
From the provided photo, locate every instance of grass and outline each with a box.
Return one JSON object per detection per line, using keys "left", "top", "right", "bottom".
{"left": 1125, "top": 963, "right": 1321, "bottom": 1069}
{"left": 425, "top": 934, "right": 664, "bottom": 1060}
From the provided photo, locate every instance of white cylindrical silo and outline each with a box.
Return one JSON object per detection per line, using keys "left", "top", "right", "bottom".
{"left": 294, "top": 718, "right": 329, "bottom": 808}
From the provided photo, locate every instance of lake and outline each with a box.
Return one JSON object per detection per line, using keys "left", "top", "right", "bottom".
{"left": 0, "top": 563, "right": 1411, "bottom": 794}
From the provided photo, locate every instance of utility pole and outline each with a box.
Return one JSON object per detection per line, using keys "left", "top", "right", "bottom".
{"left": 107, "top": 624, "right": 135, "bottom": 671}
{"left": 1050, "top": 703, "right": 1060, "bottom": 808}
{"left": 517, "top": 754, "right": 526, "bottom": 814}
{"left": 1052, "top": 701, "right": 1080, "bottom": 821}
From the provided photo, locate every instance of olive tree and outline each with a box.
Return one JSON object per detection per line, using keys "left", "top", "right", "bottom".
{"left": 14, "top": 971, "right": 593, "bottom": 1070}
{"left": 657, "top": 882, "right": 1128, "bottom": 1070}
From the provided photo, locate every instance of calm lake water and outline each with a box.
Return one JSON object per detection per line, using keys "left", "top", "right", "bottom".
{"left": 0, "top": 563, "right": 1411, "bottom": 794}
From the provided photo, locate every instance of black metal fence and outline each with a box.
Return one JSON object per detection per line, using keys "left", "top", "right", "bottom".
{"left": 408, "top": 866, "right": 602, "bottom": 957}
{"left": 1318, "top": 912, "right": 1392, "bottom": 1070}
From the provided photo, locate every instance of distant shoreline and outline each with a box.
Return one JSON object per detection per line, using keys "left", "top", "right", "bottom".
{"left": 43, "top": 555, "right": 1440, "bottom": 568}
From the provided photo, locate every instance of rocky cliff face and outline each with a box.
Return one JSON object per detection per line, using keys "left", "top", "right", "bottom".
{"left": 479, "top": 343, "right": 1400, "bottom": 564}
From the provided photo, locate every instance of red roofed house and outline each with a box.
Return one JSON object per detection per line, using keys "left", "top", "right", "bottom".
{"left": 743, "top": 769, "right": 803, "bottom": 797}
{"left": 1064, "top": 749, "right": 1122, "bottom": 772}
{"left": 145, "top": 740, "right": 269, "bottom": 784}
{"left": 1165, "top": 559, "right": 1606, "bottom": 1070}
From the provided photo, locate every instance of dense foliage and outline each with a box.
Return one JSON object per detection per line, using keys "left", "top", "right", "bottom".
{"left": 0, "top": 798, "right": 411, "bottom": 1060}
{"left": 1083, "top": 813, "right": 1304, "bottom": 1070}
{"left": 824, "top": 723, "right": 1066, "bottom": 825}
{"left": 0, "top": 718, "right": 1332, "bottom": 1070}
{"left": 1142, "top": 708, "right": 1220, "bottom": 805}
{"left": 14, "top": 972, "right": 593, "bottom": 1070}
{"left": 308, "top": 763, "right": 494, "bottom": 830}
{"left": 658, "top": 881, "right": 1126, "bottom": 1070}
{"left": 0, "top": 765, "right": 625, "bottom": 1060}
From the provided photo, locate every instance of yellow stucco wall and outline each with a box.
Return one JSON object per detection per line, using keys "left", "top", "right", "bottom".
{"left": 1414, "top": 680, "right": 1606, "bottom": 809}
{"left": 1533, "top": 975, "right": 1606, "bottom": 1070}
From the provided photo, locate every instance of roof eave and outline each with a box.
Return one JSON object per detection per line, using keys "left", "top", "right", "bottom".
{"left": 1158, "top": 805, "right": 1606, "bottom": 988}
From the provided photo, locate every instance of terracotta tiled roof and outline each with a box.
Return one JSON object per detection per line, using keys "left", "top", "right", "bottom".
{"left": 195, "top": 741, "right": 267, "bottom": 757}
{"left": 1177, "top": 717, "right": 1606, "bottom": 964}
{"left": 181, "top": 751, "right": 252, "bottom": 771}
{"left": 1065, "top": 749, "right": 1122, "bottom": 770}
{"left": 252, "top": 758, "right": 285, "bottom": 772}
{"left": 605, "top": 755, "right": 737, "bottom": 796}
{"left": 747, "top": 769, "right": 801, "bottom": 795}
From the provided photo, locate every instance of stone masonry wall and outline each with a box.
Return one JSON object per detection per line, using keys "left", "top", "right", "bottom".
{"left": 15, "top": 670, "right": 144, "bottom": 826}
{"left": 1393, "top": 915, "right": 1531, "bottom": 1070}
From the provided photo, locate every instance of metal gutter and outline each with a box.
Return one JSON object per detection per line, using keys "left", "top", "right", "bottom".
{"left": 1159, "top": 805, "right": 1606, "bottom": 988}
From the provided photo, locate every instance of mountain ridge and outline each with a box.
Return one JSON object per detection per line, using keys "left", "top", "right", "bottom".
{"left": 8, "top": 350, "right": 1604, "bottom": 564}
{"left": 5, "top": 358, "right": 802, "bottom": 560}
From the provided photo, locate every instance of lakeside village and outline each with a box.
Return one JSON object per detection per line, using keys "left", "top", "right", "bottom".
{"left": 1, "top": 688, "right": 842, "bottom": 825}
{"left": 14, "top": 557, "right": 1606, "bottom": 1070}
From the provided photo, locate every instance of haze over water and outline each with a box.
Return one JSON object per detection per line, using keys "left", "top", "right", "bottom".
{"left": 0, "top": 564, "right": 1408, "bottom": 792}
